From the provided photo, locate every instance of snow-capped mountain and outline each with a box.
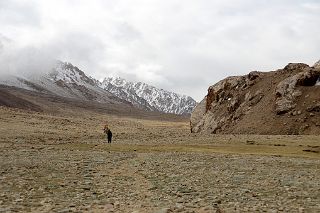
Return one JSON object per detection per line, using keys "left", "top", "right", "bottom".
{"left": 0, "top": 61, "right": 197, "bottom": 114}
{"left": 0, "top": 61, "right": 126, "bottom": 104}
{"left": 101, "top": 77, "right": 197, "bottom": 115}
{"left": 49, "top": 61, "right": 97, "bottom": 86}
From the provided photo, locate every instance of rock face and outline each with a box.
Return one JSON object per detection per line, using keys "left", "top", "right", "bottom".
{"left": 191, "top": 62, "right": 320, "bottom": 135}
{"left": 275, "top": 63, "right": 319, "bottom": 114}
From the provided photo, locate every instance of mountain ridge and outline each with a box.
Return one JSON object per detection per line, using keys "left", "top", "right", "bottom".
{"left": 0, "top": 61, "right": 196, "bottom": 115}
{"left": 101, "top": 76, "right": 197, "bottom": 115}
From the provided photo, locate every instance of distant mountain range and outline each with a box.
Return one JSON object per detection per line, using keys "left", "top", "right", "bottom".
{"left": 101, "top": 77, "right": 197, "bottom": 114}
{"left": 0, "top": 61, "right": 196, "bottom": 115}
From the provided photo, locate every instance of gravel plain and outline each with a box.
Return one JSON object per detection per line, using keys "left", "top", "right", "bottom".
{"left": 0, "top": 107, "right": 319, "bottom": 212}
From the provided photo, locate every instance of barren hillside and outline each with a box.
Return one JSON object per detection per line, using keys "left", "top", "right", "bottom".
{"left": 191, "top": 63, "right": 320, "bottom": 135}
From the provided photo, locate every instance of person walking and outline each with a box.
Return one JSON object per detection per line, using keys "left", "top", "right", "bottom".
{"left": 107, "top": 129, "right": 112, "bottom": 143}
{"left": 103, "top": 122, "right": 112, "bottom": 143}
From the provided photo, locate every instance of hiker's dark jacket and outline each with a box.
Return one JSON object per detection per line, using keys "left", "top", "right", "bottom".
{"left": 107, "top": 130, "right": 112, "bottom": 139}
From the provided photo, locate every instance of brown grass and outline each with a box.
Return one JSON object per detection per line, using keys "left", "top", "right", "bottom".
{"left": 1, "top": 106, "right": 319, "bottom": 159}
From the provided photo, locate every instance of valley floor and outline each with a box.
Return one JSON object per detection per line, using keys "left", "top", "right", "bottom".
{"left": 0, "top": 107, "right": 319, "bottom": 212}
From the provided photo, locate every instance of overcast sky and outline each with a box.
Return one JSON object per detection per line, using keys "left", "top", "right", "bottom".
{"left": 0, "top": 0, "right": 320, "bottom": 101}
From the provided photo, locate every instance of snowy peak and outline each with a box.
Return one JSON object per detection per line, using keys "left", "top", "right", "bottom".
{"left": 49, "top": 61, "right": 96, "bottom": 86}
{"left": 0, "top": 61, "right": 124, "bottom": 104}
{"left": 101, "top": 77, "right": 197, "bottom": 115}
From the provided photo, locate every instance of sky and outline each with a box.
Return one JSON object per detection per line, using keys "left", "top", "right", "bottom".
{"left": 0, "top": 0, "right": 320, "bottom": 101}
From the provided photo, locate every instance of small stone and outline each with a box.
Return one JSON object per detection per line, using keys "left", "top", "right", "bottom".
{"left": 82, "top": 187, "right": 91, "bottom": 191}
{"left": 193, "top": 198, "right": 202, "bottom": 203}
{"left": 154, "top": 208, "right": 170, "bottom": 213}
{"left": 114, "top": 201, "right": 120, "bottom": 208}
{"left": 175, "top": 203, "right": 183, "bottom": 209}
{"left": 199, "top": 206, "right": 215, "bottom": 213}
{"left": 103, "top": 203, "right": 114, "bottom": 210}
{"left": 215, "top": 199, "right": 222, "bottom": 204}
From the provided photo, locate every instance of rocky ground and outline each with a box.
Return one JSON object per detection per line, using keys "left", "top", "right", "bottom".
{"left": 0, "top": 107, "right": 320, "bottom": 212}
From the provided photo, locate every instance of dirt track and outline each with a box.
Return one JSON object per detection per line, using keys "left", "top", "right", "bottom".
{"left": 0, "top": 107, "right": 320, "bottom": 212}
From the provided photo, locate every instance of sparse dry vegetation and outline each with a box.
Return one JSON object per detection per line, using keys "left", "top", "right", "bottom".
{"left": 0, "top": 106, "right": 320, "bottom": 212}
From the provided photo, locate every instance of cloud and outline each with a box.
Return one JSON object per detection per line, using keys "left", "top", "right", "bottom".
{"left": 0, "top": 30, "right": 108, "bottom": 77}
{"left": 0, "top": 0, "right": 320, "bottom": 101}
{"left": 0, "top": 38, "right": 56, "bottom": 77}
{"left": 0, "top": 0, "right": 41, "bottom": 27}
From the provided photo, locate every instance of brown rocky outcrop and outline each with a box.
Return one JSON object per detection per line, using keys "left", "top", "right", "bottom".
{"left": 191, "top": 62, "right": 320, "bottom": 135}
{"left": 275, "top": 64, "right": 320, "bottom": 114}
